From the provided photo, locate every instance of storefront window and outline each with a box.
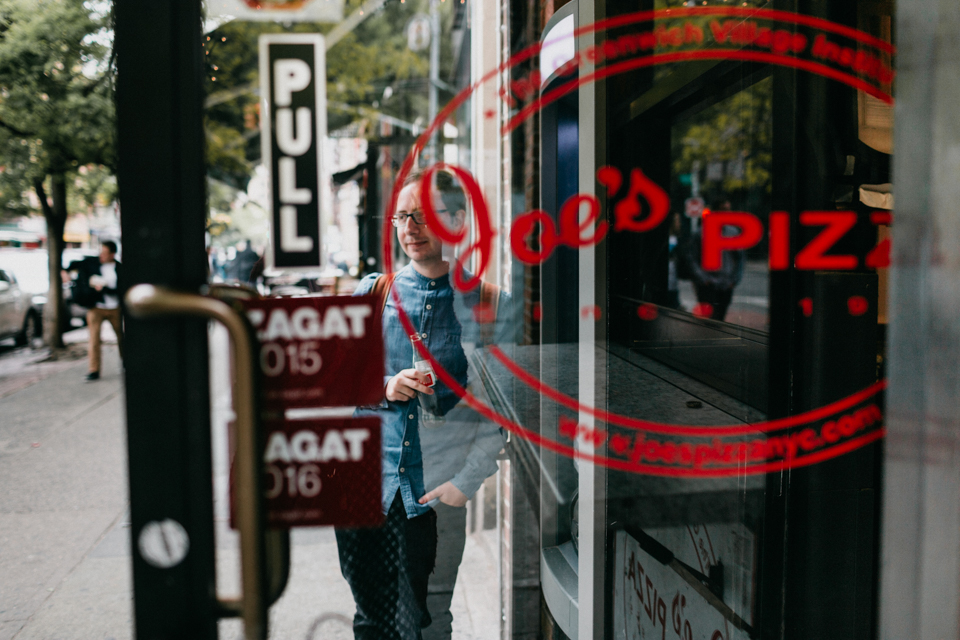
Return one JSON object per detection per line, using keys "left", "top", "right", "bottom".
{"left": 118, "top": 0, "right": 899, "bottom": 637}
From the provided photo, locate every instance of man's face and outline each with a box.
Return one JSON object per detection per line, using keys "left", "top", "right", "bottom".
{"left": 395, "top": 182, "right": 459, "bottom": 268}
{"left": 99, "top": 246, "right": 115, "bottom": 264}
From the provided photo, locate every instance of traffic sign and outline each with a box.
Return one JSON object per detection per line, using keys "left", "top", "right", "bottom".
{"left": 407, "top": 14, "right": 431, "bottom": 52}
{"left": 260, "top": 33, "right": 328, "bottom": 270}
{"left": 684, "top": 196, "right": 705, "bottom": 218}
{"left": 207, "top": 0, "right": 344, "bottom": 23}
{"left": 243, "top": 294, "right": 385, "bottom": 410}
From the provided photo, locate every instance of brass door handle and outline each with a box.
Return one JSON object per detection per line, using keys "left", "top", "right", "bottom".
{"left": 126, "top": 284, "right": 281, "bottom": 640}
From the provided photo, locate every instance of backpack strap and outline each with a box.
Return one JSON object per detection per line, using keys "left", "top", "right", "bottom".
{"left": 478, "top": 281, "right": 500, "bottom": 345}
{"left": 373, "top": 272, "right": 499, "bottom": 343}
{"left": 480, "top": 282, "right": 499, "bottom": 321}
{"left": 370, "top": 273, "right": 397, "bottom": 318}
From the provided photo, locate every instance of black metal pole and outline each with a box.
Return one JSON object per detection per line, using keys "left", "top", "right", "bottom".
{"left": 115, "top": 1, "right": 218, "bottom": 637}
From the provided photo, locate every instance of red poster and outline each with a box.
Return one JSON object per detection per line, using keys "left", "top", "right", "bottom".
{"left": 235, "top": 416, "right": 383, "bottom": 528}
{"left": 243, "top": 295, "right": 384, "bottom": 410}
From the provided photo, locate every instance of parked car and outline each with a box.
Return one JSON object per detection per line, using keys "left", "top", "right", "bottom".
{"left": 0, "top": 266, "right": 41, "bottom": 346}
{"left": 0, "top": 248, "right": 95, "bottom": 334}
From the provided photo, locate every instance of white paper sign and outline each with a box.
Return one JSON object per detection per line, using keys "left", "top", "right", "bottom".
{"left": 642, "top": 524, "right": 755, "bottom": 626}
{"left": 613, "top": 530, "right": 752, "bottom": 640}
{"left": 207, "top": 0, "right": 344, "bottom": 23}
{"left": 406, "top": 15, "right": 431, "bottom": 52}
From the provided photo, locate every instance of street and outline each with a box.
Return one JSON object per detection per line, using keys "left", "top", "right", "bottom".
{"left": 678, "top": 258, "right": 770, "bottom": 330}
{"left": 0, "top": 325, "right": 499, "bottom": 639}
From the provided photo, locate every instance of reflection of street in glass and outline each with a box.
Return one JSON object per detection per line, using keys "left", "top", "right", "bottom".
{"left": 679, "top": 259, "right": 769, "bottom": 331}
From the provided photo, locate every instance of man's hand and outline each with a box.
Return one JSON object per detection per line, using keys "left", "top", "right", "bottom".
{"left": 419, "top": 481, "right": 468, "bottom": 508}
{"left": 385, "top": 368, "right": 435, "bottom": 402}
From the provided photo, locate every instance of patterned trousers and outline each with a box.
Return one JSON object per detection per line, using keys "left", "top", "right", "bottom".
{"left": 422, "top": 503, "right": 468, "bottom": 640}
{"left": 336, "top": 491, "right": 438, "bottom": 640}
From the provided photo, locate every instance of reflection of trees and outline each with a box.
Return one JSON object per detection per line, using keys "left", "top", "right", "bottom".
{"left": 672, "top": 76, "right": 772, "bottom": 199}
{"left": 203, "top": 0, "right": 439, "bottom": 190}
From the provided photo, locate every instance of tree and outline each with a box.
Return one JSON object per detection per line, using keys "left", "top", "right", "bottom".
{"left": 672, "top": 76, "right": 772, "bottom": 203}
{"left": 201, "top": 0, "right": 432, "bottom": 189}
{"left": 0, "top": 0, "right": 115, "bottom": 349}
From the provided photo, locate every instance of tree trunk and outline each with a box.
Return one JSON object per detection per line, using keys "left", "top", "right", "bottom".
{"left": 36, "top": 175, "right": 68, "bottom": 350}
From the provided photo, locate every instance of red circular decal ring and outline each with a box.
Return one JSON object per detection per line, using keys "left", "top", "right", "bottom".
{"left": 382, "top": 7, "right": 892, "bottom": 478}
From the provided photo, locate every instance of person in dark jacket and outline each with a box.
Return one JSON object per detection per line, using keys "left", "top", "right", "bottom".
{"left": 683, "top": 200, "right": 744, "bottom": 322}
{"left": 66, "top": 241, "right": 124, "bottom": 381}
{"left": 226, "top": 240, "right": 261, "bottom": 284}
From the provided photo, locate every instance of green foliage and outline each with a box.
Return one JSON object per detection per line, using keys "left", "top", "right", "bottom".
{"left": 71, "top": 163, "right": 116, "bottom": 212}
{"left": 202, "top": 0, "right": 436, "bottom": 188}
{"left": 205, "top": 118, "right": 252, "bottom": 186}
{"left": 326, "top": 0, "right": 430, "bottom": 105}
{"left": 208, "top": 176, "right": 238, "bottom": 214}
{"left": 0, "top": 0, "right": 114, "bottom": 220}
{"left": 0, "top": 139, "right": 34, "bottom": 218}
{"left": 672, "top": 76, "right": 772, "bottom": 197}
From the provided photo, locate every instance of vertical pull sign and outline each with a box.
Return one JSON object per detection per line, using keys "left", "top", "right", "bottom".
{"left": 260, "top": 34, "right": 327, "bottom": 269}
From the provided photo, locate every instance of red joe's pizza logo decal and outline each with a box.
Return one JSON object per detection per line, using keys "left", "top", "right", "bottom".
{"left": 383, "top": 8, "right": 891, "bottom": 478}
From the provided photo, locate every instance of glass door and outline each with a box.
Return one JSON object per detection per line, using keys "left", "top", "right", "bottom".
{"left": 118, "top": 1, "right": 508, "bottom": 638}
{"left": 116, "top": 0, "right": 897, "bottom": 638}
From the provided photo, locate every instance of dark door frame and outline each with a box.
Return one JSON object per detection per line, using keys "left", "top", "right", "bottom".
{"left": 115, "top": 1, "right": 219, "bottom": 637}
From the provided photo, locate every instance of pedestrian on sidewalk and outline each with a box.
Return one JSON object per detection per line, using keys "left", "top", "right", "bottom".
{"left": 65, "top": 241, "right": 124, "bottom": 381}
{"left": 336, "top": 169, "right": 506, "bottom": 640}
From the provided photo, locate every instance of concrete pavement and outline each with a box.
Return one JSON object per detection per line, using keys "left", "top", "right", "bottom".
{"left": 0, "top": 343, "right": 130, "bottom": 640}
{"left": 0, "top": 326, "right": 500, "bottom": 639}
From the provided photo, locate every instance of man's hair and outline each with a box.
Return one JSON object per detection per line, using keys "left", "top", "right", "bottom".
{"left": 402, "top": 168, "right": 467, "bottom": 214}
{"left": 102, "top": 240, "right": 118, "bottom": 254}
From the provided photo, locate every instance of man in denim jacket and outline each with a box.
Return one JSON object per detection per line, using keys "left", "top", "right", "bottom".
{"left": 336, "top": 169, "right": 501, "bottom": 640}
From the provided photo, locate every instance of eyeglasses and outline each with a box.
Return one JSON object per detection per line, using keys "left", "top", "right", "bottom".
{"left": 391, "top": 209, "right": 447, "bottom": 227}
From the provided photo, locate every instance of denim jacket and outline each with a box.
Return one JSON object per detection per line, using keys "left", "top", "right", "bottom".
{"left": 354, "top": 265, "right": 473, "bottom": 518}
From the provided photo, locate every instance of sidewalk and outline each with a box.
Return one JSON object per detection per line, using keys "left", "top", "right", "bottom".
{"left": 0, "top": 326, "right": 500, "bottom": 639}
{"left": 0, "top": 342, "right": 130, "bottom": 640}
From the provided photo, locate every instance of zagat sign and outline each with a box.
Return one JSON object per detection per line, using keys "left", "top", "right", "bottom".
{"left": 243, "top": 295, "right": 384, "bottom": 411}
{"left": 230, "top": 417, "right": 383, "bottom": 529}
{"left": 259, "top": 33, "right": 327, "bottom": 270}
{"left": 259, "top": 417, "right": 382, "bottom": 528}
